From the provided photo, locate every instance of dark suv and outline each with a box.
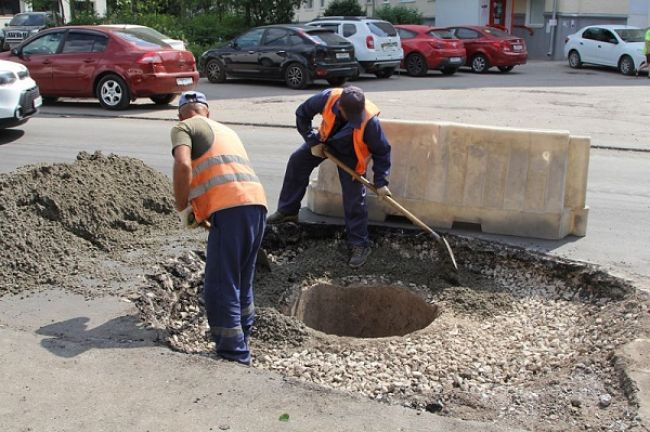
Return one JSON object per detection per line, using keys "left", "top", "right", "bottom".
{"left": 200, "top": 25, "right": 358, "bottom": 89}
{"left": 2, "top": 11, "right": 63, "bottom": 51}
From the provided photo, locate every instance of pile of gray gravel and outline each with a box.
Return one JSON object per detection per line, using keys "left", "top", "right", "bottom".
{"left": 133, "top": 225, "right": 647, "bottom": 432}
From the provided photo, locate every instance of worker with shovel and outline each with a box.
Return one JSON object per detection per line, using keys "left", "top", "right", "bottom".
{"left": 171, "top": 91, "right": 267, "bottom": 365}
{"left": 267, "top": 86, "right": 392, "bottom": 268}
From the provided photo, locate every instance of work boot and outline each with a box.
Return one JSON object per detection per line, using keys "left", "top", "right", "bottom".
{"left": 348, "top": 245, "right": 371, "bottom": 268}
{"left": 266, "top": 210, "right": 298, "bottom": 225}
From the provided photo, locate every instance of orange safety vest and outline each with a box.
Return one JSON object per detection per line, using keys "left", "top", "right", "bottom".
{"left": 188, "top": 122, "right": 267, "bottom": 223}
{"left": 318, "top": 88, "right": 380, "bottom": 175}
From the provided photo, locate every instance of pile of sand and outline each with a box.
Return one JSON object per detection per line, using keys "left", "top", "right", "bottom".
{"left": 0, "top": 151, "right": 177, "bottom": 294}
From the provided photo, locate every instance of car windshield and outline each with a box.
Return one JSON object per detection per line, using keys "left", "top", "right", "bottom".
{"left": 483, "top": 27, "right": 510, "bottom": 38}
{"left": 9, "top": 13, "right": 45, "bottom": 26}
{"left": 615, "top": 29, "right": 645, "bottom": 42}
{"left": 428, "top": 29, "right": 455, "bottom": 39}
{"left": 306, "top": 30, "right": 349, "bottom": 45}
{"left": 367, "top": 21, "right": 397, "bottom": 37}
{"left": 114, "top": 29, "right": 172, "bottom": 48}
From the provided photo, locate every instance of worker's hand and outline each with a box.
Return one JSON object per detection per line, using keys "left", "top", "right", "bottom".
{"left": 178, "top": 206, "right": 199, "bottom": 229}
{"left": 310, "top": 143, "right": 326, "bottom": 158}
{"left": 376, "top": 186, "right": 392, "bottom": 197}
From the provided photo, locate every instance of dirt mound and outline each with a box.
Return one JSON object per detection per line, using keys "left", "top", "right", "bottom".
{"left": 0, "top": 151, "right": 177, "bottom": 294}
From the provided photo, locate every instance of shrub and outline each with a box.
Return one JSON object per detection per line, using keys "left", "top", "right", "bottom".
{"left": 375, "top": 5, "right": 423, "bottom": 24}
{"left": 325, "top": 0, "right": 365, "bottom": 17}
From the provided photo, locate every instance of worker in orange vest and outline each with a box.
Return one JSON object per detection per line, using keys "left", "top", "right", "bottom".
{"left": 267, "top": 86, "right": 392, "bottom": 268}
{"left": 171, "top": 91, "right": 267, "bottom": 365}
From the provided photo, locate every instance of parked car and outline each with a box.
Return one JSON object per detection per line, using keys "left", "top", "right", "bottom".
{"left": 307, "top": 16, "right": 403, "bottom": 78}
{"left": 200, "top": 25, "right": 358, "bottom": 90}
{"left": 0, "top": 59, "right": 41, "bottom": 128}
{"left": 99, "top": 24, "right": 186, "bottom": 50}
{"left": 2, "top": 11, "right": 63, "bottom": 51}
{"left": 444, "top": 25, "right": 527, "bottom": 73}
{"left": 564, "top": 25, "right": 646, "bottom": 76}
{"left": 0, "top": 25, "right": 199, "bottom": 110}
{"left": 395, "top": 25, "right": 466, "bottom": 76}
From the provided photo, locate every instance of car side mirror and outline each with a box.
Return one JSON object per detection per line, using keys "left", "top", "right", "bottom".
{"left": 10, "top": 48, "right": 20, "bottom": 57}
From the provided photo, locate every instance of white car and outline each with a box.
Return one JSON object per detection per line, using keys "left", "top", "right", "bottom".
{"left": 0, "top": 59, "right": 41, "bottom": 129}
{"left": 564, "top": 25, "right": 646, "bottom": 75}
{"left": 99, "top": 24, "right": 186, "bottom": 50}
{"left": 307, "top": 17, "right": 403, "bottom": 78}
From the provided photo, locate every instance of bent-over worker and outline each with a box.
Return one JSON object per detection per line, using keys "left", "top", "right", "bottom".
{"left": 266, "top": 86, "right": 392, "bottom": 268}
{"left": 171, "top": 91, "right": 267, "bottom": 365}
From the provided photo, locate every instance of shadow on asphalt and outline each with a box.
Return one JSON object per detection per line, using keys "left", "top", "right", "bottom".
{"left": 36, "top": 315, "right": 160, "bottom": 358}
{"left": 0, "top": 128, "right": 25, "bottom": 145}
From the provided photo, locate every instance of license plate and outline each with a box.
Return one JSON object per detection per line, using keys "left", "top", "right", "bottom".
{"left": 513, "top": 44, "right": 523, "bottom": 51}
{"left": 176, "top": 77, "right": 193, "bottom": 86}
{"left": 450, "top": 57, "right": 462, "bottom": 63}
{"left": 33, "top": 96, "right": 42, "bottom": 108}
{"left": 336, "top": 52, "right": 350, "bottom": 60}
{"left": 382, "top": 43, "right": 397, "bottom": 50}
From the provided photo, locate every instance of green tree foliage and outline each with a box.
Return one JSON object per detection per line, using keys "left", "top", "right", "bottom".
{"left": 375, "top": 5, "right": 423, "bottom": 24}
{"left": 324, "top": 0, "right": 365, "bottom": 17}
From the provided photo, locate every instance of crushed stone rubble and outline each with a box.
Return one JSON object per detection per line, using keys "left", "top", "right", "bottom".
{"left": 133, "top": 230, "right": 648, "bottom": 432}
{"left": 0, "top": 151, "right": 178, "bottom": 294}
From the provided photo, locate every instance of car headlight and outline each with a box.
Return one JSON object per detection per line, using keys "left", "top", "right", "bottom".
{"left": 0, "top": 71, "right": 17, "bottom": 85}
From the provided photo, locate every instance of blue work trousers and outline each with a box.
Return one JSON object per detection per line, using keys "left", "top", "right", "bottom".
{"left": 277, "top": 142, "right": 369, "bottom": 247}
{"left": 204, "top": 205, "right": 266, "bottom": 365}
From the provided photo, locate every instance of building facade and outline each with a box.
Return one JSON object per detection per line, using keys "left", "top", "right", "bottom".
{"left": 295, "top": 0, "right": 650, "bottom": 60}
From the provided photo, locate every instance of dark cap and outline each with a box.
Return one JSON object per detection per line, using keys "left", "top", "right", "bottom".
{"left": 178, "top": 91, "right": 209, "bottom": 109}
{"left": 339, "top": 86, "right": 366, "bottom": 128}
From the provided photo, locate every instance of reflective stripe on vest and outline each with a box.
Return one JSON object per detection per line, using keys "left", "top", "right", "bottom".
{"left": 189, "top": 122, "right": 267, "bottom": 222}
{"left": 319, "top": 88, "right": 381, "bottom": 175}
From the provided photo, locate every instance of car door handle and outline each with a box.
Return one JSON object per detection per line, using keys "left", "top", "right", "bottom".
{"left": 597, "top": 45, "right": 602, "bottom": 48}
{"left": 42, "top": 59, "right": 51, "bottom": 65}
{"left": 276, "top": 51, "right": 286, "bottom": 55}
{"left": 579, "top": 42, "right": 583, "bottom": 45}
{"left": 83, "top": 59, "right": 95, "bottom": 63}
{"left": 248, "top": 50, "right": 256, "bottom": 54}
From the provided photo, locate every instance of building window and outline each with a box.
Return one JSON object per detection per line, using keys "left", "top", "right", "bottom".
{"left": 527, "top": 0, "right": 545, "bottom": 27}
{"left": 306, "top": 0, "right": 314, "bottom": 9}
{"left": 320, "top": 0, "right": 325, "bottom": 7}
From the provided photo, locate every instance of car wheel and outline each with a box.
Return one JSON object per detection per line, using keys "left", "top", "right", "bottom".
{"left": 285, "top": 63, "right": 309, "bottom": 90}
{"left": 470, "top": 54, "right": 489, "bottom": 73}
{"left": 405, "top": 53, "right": 427, "bottom": 77}
{"left": 374, "top": 68, "right": 395, "bottom": 79}
{"left": 206, "top": 59, "right": 226, "bottom": 83}
{"left": 568, "top": 50, "right": 582, "bottom": 69}
{"left": 96, "top": 74, "right": 130, "bottom": 110}
{"left": 498, "top": 66, "right": 514, "bottom": 73}
{"left": 619, "top": 55, "right": 635, "bottom": 76}
{"left": 441, "top": 67, "right": 457, "bottom": 76}
{"left": 326, "top": 77, "right": 347, "bottom": 86}
{"left": 150, "top": 94, "right": 176, "bottom": 105}
{"left": 42, "top": 96, "right": 58, "bottom": 104}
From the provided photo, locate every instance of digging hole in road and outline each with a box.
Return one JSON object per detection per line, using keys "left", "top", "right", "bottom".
{"left": 135, "top": 223, "right": 649, "bottom": 432}
{"left": 290, "top": 284, "right": 439, "bottom": 338}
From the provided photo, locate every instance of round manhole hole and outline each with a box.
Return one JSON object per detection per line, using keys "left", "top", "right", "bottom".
{"left": 290, "top": 283, "right": 439, "bottom": 338}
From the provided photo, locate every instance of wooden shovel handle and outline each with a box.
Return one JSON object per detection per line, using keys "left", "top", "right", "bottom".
{"left": 322, "top": 148, "right": 441, "bottom": 241}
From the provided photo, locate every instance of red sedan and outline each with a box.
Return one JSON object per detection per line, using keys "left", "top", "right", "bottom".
{"left": 395, "top": 25, "right": 466, "bottom": 76}
{"left": 0, "top": 25, "right": 199, "bottom": 110}
{"left": 444, "top": 26, "right": 527, "bottom": 73}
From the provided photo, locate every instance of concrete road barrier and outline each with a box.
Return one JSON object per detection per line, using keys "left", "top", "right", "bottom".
{"left": 307, "top": 120, "right": 590, "bottom": 240}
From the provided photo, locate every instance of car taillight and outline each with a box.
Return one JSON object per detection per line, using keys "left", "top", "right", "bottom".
{"left": 428, "top": 41, "right": 446, "bottom": 49}
{"left": 137, "top": 52, "right": 163, "bottom": 64}
{"left": 366, "top": 35, "right": 375, "bottom": 49}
